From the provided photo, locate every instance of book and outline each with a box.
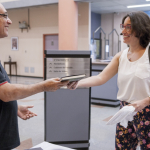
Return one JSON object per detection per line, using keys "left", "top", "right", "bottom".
{"left": 60, "top": 74, "right": 86, "bottom": 82}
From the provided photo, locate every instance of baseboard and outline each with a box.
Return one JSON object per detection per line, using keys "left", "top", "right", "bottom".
{"left": 8, "top": 74, "right": 43, "bottom": 79}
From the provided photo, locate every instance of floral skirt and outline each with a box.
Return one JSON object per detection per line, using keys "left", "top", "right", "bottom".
{"left": 115, "top": 101, "right": 150, "bottom": 150}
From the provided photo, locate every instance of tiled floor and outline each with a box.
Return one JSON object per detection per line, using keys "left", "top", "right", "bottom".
{"left": 10, "top": 76, "right": 120, "bottom": 150}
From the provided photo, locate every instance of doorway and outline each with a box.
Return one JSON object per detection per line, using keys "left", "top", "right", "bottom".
{"left": 43, "top": 34, "right": 58, "bottom": 77}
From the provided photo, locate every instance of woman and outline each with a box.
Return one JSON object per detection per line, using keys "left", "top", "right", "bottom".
{"left": 68, "top": 11, "right": 150, "bottom": 149}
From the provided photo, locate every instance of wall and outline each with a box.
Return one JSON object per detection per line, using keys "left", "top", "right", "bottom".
{"left": 91, "top": 12, "right": 101, "bottom": 39}
{"left": 144, "top": 11, "right": 150, "bottom": 16}
{"left": 0, "top": 2, "right": 90, "bottom": 77}
{"left": 78, "top": 2, "right": 90, "bottom": 50}
{"left": 0, "top": 5, "right": 58, "bottom": 77}
{"left": 101, "top": 12, "right": 129, "bottom": 59}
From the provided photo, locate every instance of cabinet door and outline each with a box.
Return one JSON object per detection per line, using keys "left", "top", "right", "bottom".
{"left": 91, "top": 71, "right": 118, "bottom": 100}
{"left": 45, "top": 89, "right": 90, "bottom": 142}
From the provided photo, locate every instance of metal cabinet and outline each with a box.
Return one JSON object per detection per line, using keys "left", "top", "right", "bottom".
{"left": 91, "top": 63, "right": 120, "bottom": 107}
{"left": 44, "top": 50, "right": 91, "bottom": 149}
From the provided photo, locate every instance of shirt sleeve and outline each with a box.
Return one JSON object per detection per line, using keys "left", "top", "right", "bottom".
{"left": 0, "top": 71, "right": 8, "bottom": 86}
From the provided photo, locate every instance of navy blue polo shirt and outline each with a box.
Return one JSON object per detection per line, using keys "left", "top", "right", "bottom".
{"left": 0, "top": 63, "right": 20, "bottom": 149}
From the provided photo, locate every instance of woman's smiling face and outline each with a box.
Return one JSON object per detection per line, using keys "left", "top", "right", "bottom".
{"left": 121, "top": 17, "right": 139, "bottom": 46}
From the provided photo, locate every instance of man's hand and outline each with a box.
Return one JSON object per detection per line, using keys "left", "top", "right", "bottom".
{"left": 67, "top": 81, "right": 78, "bottom": 90}
{"left": 18, "top": 105, "right": 37, "bottom": 120}
{"left": 43, "top": 78, "right": 69, "bottom": 92}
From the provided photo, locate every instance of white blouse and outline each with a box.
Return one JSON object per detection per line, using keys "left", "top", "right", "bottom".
{"left": 117, "top": 45, "right": 150, "bottom": 103}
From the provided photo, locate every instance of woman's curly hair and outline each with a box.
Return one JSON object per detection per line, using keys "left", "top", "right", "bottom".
{"left": 122, "top": 11, "right": 150, "bottom": 48}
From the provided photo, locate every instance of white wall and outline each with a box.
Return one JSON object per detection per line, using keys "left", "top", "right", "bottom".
{"left": 0, "top": 5, "right": 59, "bottom": 77}
{"left": 0, "top": 3, "right": 90, "bottom": 77}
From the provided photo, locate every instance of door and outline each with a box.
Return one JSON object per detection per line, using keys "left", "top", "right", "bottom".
{"left": 43, "top": 34, "right": 58, "bottom": 77}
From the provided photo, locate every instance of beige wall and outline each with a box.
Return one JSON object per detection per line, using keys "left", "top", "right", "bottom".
{"left": 0, "top": 2, "right": 90, "bottom": 77}
{"left": 59, "top": 0, "right": 78, "bottom": 50}
{"left": 78, "top": 2, "right": 90, "bottom": 50}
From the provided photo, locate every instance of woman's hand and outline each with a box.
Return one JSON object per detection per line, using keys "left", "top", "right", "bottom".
{"left": 128, "top": 98, "right": 150, "bottom": 112}
{"left": 67, "top": 81, "right": 78, "bottom": 90}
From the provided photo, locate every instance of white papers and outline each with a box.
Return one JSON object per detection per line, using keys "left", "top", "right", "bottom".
{"left": 32, "top": 142, "right": 74, "bottom": 150}
{"left": 107, "top": 106, "right": 137, "bottom": 128}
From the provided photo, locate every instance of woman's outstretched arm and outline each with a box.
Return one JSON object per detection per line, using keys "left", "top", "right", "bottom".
{"left": 67, "top": 51, "right": 122, "bottom": 89}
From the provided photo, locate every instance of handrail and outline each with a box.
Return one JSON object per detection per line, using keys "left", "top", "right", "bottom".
{"left": 93, "top": 26, "right": 106, "bottom": 59}
{"left": 108, "top": 29, "right": 120, "bottom": 56}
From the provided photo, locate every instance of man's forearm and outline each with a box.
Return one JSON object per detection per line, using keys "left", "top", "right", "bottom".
{"left": 0, "top": 78, "right": 68, "bottom": 102}
{"left": 3, "top": 82, "right": 45, "bottom": 102}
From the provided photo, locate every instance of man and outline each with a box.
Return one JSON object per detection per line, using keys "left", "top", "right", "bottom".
{"left": 0, "top": 3, "right": 68, "bottom": 150}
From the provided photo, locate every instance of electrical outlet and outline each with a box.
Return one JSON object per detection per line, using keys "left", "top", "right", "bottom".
{"left": 30, "top": 67, "right": 34, "bottom": 73}
{"left": 25, "top": 67, "right": 29, "bottom": 73}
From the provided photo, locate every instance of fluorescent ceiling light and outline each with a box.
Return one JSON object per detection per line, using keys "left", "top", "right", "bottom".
{"left": 127, "top": 4, "right": 150, "bottom": 8}
{"left": 146, "top": 0, "right": 150, "bottom": 1}
{"left": 0, "top": 0, "right": 19, "bottom": 2}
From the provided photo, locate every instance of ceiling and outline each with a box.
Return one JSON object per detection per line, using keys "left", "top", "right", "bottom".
{"left": 1, "top": 0, "right": 59, "bottom": 9}
{"left": 1, "top": 0, "right": 150, "bottom": 14}
{"left": 75, "top": 0, "right": 150, "bottom": 14}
